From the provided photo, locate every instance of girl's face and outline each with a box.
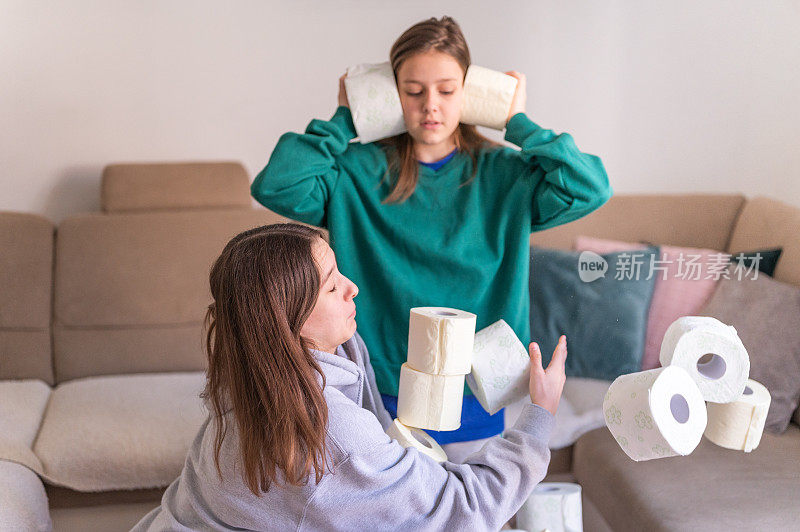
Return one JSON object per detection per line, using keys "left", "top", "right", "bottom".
{"left": 300, "top": 238, "right": 359, "bottom": 354}
{"left": 396, "top": 50, "right": 464, "bottom": 149}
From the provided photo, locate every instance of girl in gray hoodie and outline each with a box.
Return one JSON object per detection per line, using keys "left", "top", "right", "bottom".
{"left": 131, "top": 223, "right": 568, "bottom": 532}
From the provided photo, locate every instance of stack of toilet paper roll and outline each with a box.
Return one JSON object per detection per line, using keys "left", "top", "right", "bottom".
{"left": 388, "top": 307, "right": 476, "bottom": 461}
{"left": 344, "top": 62, "right": 518, "bottom": 143}
{"left": 603, "top": 316, "right": 771, "bottom": 461}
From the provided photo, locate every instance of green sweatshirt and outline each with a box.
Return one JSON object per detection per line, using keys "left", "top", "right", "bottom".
{"left": 251, "top": 106, "right": 613, "bottom": 400}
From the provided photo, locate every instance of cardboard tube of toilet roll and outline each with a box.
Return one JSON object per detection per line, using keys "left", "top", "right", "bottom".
{"left": 705, "top": 379, "right": 771, "bottom": 452}
{"left": 397, "top": 363, "right": 464, "bottom": 431}
{"left": 385, "top": 419, "right": 448, "bottom": 462}
{"left": 659, "top": 316, "right": 750, "bottom": 403}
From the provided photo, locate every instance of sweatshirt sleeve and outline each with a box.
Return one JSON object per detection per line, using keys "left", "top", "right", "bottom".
{"left": 302, "top": 401, "right": 554, "bottom": 531}
{"left": 503, "top": 112, "right": 614, "bottom": 233}
{"left": 250, "top": 106, "right": 358, "bottom": 227}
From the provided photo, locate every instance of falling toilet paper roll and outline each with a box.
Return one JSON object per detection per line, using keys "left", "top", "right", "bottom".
{"left": 407, "top": 307, "right": 476, "bottom": 375}
{"left": 460, "top": 65, "right": 518, "bottom": 130}
{"left": 603, "top": 366, "right": 707, "bottom": 461}
{"left": 344, "top": 62, "right": 406, "bottom": 143}
{"left": 466, "top": 320, "right": 530, "bottom": 415}
{"left": 516, "top": 482, "right": 583, "bottom": 532}
{"left": 705, "top": 379, "right": 771, "bottom": 452}
{"left": 397, "top": 363, "right": 464, "bottom": 431}
{"left": 659, "top": 316, "right": 750, "bottom": 403}
{"left": 385, "top": 418, "right": 448, "bottom": 462}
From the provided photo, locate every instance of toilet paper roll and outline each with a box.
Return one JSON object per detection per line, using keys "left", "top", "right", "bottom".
{"left": 516, "top": 482, "right": 583, "bottom": 532}
{"left": 603, "top": 366, "right": 707, "bottom": 461}
{"left": 466, "top": 320, "right": 530, "bottom": 415}
{"left": 705, "top": 379, "right": 771, "bottom": 452}
{"left": 397, "top": 363, "right": 464, "bottom": 431}
{"left": 344, "top": 62, "right": 406, "bottom": 143}
{"left": 460, "top": 65, "right": 518, "bottom": 130}
{"left": 407, "top": 307, "right": 476, "bottom": 375}
{"left": 659, "top": 316, "right": 750, "bottom": 403}
{"left": 385, "top": 418, "right": 448, "bottom": 462}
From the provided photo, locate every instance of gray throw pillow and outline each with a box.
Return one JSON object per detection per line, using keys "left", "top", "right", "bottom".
{"left": 699, "top": 267, "right": 800, "bottom": 433}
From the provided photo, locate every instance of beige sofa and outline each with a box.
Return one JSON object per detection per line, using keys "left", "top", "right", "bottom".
{"left": 1, "top": 163, "right": 798, "bottom": 531}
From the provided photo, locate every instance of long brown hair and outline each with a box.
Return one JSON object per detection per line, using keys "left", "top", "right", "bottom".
{"left": 378, "top": 15, "right": 503, "bottom": 203}
{"left": 201, "top": 223, "right": 330, "bottom": 495}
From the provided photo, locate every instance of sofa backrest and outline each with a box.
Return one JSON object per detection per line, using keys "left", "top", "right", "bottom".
{"left": 0, "top": 212, "right": 55, "bottom": 384}
{"left": 726, "top": 196, "right": 800, "bottom": 289}
{"left": 52, "top": 162, "right": 284, "bottom": 383}
{"left": 531, "top": 193, "right": 747, "bottom": 251}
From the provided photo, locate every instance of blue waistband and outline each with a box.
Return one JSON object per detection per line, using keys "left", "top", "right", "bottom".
{"left": 380, "top": 393, "right": 504, "bottom": 444}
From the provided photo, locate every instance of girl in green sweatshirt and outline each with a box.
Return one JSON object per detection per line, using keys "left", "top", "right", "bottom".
{"left": 251, "top": 16, "right": 612, "bottom": 453}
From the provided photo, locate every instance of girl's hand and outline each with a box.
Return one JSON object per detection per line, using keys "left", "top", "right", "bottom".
{"left": 504, "top": 70, "right": 527, "bottom": 125}
{"left": 338, "top": 73, "right": 350, "bottom": 108}
{"left": 528, "top": 335, "right": 567, "bottom": 416}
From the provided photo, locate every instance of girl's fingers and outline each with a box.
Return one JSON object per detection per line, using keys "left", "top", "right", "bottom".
{"left": 529, "top": 342, "right": 544, "bottom": 373}
{"left": 547, "top": 335, "right": 568, "bottom": 371}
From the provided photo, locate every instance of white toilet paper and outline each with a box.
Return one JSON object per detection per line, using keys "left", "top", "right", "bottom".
{"left": 659, "top": 316, "right": 750, "bottom": 403}
{"left": 603, "top": 366, "right": 707, "bottom": 461}
{"left": 460, "top": 65, "right": 518, "bottom": 130}
{"left": 385, "top": 418, "right": 448, "bottom": 462}
{"left": 344, "top": 62, "right": 406, "bottom": 143}
{"left": 704, "top": 378, "right": 771, "bottom": 452}
{"left": 466, "top": 320, "right": 530, "bottom": 415}
{"left": 516, "top": 482, "right": 583, "bottom": 532}
{"left": 397, "top": 363, "right": 464, "bottom": 431}
{"left": 407, "top": 307, "right": 476, "bottom": 375}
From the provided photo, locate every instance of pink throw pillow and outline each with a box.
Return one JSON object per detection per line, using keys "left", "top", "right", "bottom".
{"left": 575, "top": 236, "right": 724, "bottom": 370}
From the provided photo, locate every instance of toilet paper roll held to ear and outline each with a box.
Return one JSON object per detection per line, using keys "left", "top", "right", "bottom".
{"left": 397, "top": 363, "right": 464, "bottom": 431}
{"left": 407, "top": 307, "right": 476, "bottom": 375}
{"left": 466, "top": 319, "right": 530, "bottom": 415}
{"left": 603, "top": 366, "right": 707, "bottom": 461}
{"left": 659, "top": 316, "right": 750, "bottom": 403}
{"left": 705, "top": 379, "right": 771, "bottom": 452}
{"left": 385, "top": 419, "right": 448, "bottom": 462}
{"left": 516, "top": 482, "right": 583, "bottom": 532}
{"left": 344, "top": 62, "right": 406, "bottom": 143}
{"left": 343, "top": 62, "right": 519, "bottom": 143}
{"left": 460, "top": 65, "right": 518, "bottom": 131}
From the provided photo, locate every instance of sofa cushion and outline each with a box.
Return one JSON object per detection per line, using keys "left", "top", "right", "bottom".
{"left": 34, "top": 372, "right": 207, "bottom": 492}
{"left": 101, "top": 161, "right": 252, "bottom": 213}
{"left": 530, "top": 245, "right": 658, "bottom": 380}
{"left": 53, "top": 209, "right": 281, "bottom": 381}
{"left": 727, "top": 196, "right": 800, "bottom": 288}
{"left": 531, "top": 194, "right": 746, "bottom": 252}
{"left": 573, "top": 425, "right": 800, "bottom": 532}
{"left": 575, "top": 236, "right": 723, "bottom": 370}
{"left": 0, "top": 379, "right": 51, "bottom": 473}
{"left": 0, "top": 212, "right": 54, "bottom": 383}
{"left": 700, "top": 268, "right": 800, "bottom": 433}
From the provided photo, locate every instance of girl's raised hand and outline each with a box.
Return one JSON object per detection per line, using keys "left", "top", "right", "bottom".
{"left": 504, "top": 70, "right": 527, "bottom": 125}
{"left": 528, "top": 335, "right": 567, "bottom": 416}
{"left": 338, "top": 73, "right": 350, "bottom": 109}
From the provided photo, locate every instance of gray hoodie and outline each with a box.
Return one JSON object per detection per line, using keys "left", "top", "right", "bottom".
{"left": 131, "top": 332, "right": 554, "bottom": 531}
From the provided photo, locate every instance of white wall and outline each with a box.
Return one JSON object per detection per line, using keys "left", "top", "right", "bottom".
{"left": 2, "top": 0, "right": 798, "bottom": 222}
